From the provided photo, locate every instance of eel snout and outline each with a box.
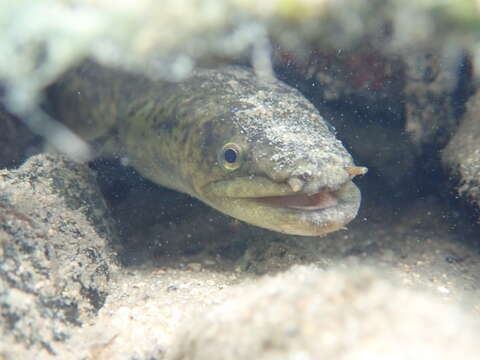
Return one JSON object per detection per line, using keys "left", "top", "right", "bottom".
{"left": 257, "top": 165, "right": 367, "bottom": 212}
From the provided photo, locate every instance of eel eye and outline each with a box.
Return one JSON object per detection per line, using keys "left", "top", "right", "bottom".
{"left": 224, "top": 148, "right": 237, "bottom": 163}
{"left": 221, "top": 143, "right": 242, "bottom": 170}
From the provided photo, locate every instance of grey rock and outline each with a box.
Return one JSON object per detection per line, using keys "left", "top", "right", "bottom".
{"left": 403, "top": 50, "right": 471, "bottom": 150}
{"left": 0, "top": 153, "right": 118, "bottom": 358}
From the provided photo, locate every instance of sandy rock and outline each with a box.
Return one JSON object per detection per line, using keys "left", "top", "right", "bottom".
{"left": 168, "top": 265, "right": 480, "bottom": 360}
{"left": 0, "top": 154, "right": 118, "bottom": 358}
{"left": 442, "top": 90, "right": 480, "bottom": 213}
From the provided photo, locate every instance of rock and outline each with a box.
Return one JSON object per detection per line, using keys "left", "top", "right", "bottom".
{"left": 442, "top": 90, "right": 480, "bottom": 214}
{"left": 403, "top": 50, "right": 472, "bottom": 150}
{"left": 0, "top": 154, "right": 118, "bottom": 358}
{"left": 168, "top": 266, "right": 480, "bottom": 360}
{"left": 273, "top": 43, "right": 404, "bottom": 106}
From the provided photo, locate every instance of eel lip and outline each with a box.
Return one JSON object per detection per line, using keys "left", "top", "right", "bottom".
{"left": 254, "top": 188, "right": 339, "bottom": 211}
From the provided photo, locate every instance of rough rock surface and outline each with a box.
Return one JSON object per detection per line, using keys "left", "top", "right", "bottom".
{"left": 443, "top": 90, "right": 480, "bottom": 214}
{"left": 404, "top": 50, "right": 472, "bottom": 150}
{"left": 0, "top": 154, "right": 118, "bottom": 358}
{"left": 168, "top": 266, "right": 480, "bottom": 360}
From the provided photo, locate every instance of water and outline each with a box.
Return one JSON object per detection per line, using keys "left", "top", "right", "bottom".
{"left": 1, "top": 1, "right": 480, "bottom": 358}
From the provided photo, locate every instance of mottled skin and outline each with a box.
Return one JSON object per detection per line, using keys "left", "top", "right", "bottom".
{"left": 49, "top": 62, "right": 363, "bottom": 236}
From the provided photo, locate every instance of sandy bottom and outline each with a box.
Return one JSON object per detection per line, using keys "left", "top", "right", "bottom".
{"left": 54, "top": 170, "right": 480, "bottom": 359}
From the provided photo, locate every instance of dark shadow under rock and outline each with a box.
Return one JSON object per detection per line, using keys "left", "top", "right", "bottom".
{"left": 0, "top": 103, "right": 40, "bottom": 169}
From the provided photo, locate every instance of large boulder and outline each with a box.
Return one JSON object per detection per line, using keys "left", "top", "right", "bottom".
{"left": 0, "top": 154, "right": 118, "bottom": 358}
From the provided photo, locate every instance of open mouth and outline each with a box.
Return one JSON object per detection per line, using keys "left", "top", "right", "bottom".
{"left": 254, "top": 189, "right": 338, "bottom": 211}
{"left": 202, "top": 178, "right": 362, "bottom": 236}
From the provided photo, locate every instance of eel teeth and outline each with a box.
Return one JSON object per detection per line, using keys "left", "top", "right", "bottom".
{"left": 287, "top": 177, "right": 305, "bottom": 192}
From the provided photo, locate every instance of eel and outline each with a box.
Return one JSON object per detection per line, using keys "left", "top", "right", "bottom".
{"left": 48, "top": 62, "right": 366, "bottom": 236}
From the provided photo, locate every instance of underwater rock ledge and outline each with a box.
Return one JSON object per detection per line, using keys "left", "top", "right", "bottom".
{"left": 0, "top": 153, "right": 118, "bottom": 357}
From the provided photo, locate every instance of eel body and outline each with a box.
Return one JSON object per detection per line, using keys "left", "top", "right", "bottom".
{"left": 49, "top": 63, "right": 365, "bottom": 236}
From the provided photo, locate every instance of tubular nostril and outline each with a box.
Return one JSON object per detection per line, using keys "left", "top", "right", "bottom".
{"left": 287, "top": 177, "right": 305, "bottom": 192}
{"left": 345, "top": 166, "right": 368, "bottom": 178}
{"left": 299, "top": 171, "right": 313, "bottom": 182}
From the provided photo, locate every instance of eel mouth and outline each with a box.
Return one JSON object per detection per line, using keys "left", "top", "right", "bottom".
{"left": 201, "top": 177, "right": 362, "bottom": 236}
{"left": 245, "top": 181, "right": 361, "bottom": 236}
{"left": 254, "top": 189, "right": 338, "bottom": 211}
